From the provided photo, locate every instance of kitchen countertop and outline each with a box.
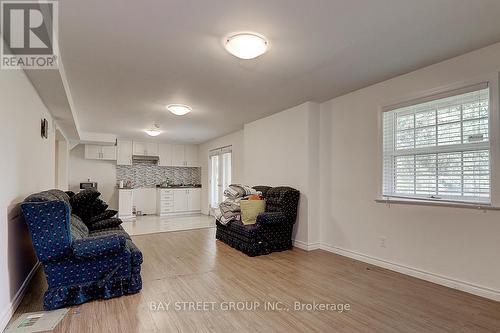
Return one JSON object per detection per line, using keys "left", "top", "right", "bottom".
{"left": 156, "top": 185, "right": 202, "bottom": 189}
{"left": 117, "top": 185, "right": 202, "bottom": 190}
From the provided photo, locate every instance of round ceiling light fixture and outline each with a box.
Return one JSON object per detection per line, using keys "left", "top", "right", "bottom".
{"left": 225, "top": 33, "right": 268, "bottom": 60}
{"left": 166, "top": 104, "right": 192, "bottom": 116}
{"left": 145, "top": 124, "right": 161, "bottom": 137}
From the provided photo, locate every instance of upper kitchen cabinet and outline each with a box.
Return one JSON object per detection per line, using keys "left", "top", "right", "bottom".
{"left": 158, "top": 143, "right": 173, "bottom": 166}
{"left": 133, "top": 141, "right": 158, "bottom": 156}
{"left": 84, "top": 145, "right": 100, "bottom": 159}
{"left": 185, "top": 145, "right": 198, "bottom": 167}
{"left": 171, "top": 144, "right": 199, "bottom": 167}
{"left": 147, "top": 142, "right": 159, "bottom": 156}
{"left": 85, "top": 144, "right": 116, "bottom": 161}
{"left": 172, "top": 144, "right": 186, "bottom": 166}
{"left": 117, "top": 140, "right": 133, "bottom": 165}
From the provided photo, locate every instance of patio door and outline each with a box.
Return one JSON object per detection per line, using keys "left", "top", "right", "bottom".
{"left": 209, "top": 146, "right": 232, "bottom": 213}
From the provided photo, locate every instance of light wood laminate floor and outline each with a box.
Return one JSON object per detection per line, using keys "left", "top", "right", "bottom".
{"left": 121, "top": 214, "right": 215, "bottom": 236}
{"left": 11, "top": 228, "right": 500, "bottom": 332}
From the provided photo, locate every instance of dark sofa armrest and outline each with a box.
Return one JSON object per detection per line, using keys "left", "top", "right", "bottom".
{"left": 256, "top": 212, "right": 289, "bottom": 225}
{"left": 73, "top": 234, "right": 126, "bottom": 259}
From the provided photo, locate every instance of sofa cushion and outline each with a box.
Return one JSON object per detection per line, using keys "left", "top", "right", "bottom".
{"left": 70, "top": 214, "right": 89, "bottom": 239}
{"left": 70, "top": 189, "right": 100, "bottom": 207}
{"left": 89, "top": 227, "right": 132, "bottom": 240}
{"left": 89, "top": 217, "right": 122, "bottom": 230}
{"left": 73, "top": 199, "right": 109, "bottom": 224}
{"left": 89, "top": 210, "right": 117, "bottom": 224}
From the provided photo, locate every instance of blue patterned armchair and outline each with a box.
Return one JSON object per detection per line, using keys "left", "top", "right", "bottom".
{"left": 21, "top": 190, "right": 142, "bottom": 310}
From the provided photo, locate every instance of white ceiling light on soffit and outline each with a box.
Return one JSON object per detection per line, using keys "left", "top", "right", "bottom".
{"left": 145, "top": 124, "right": 161, "bottom": 136}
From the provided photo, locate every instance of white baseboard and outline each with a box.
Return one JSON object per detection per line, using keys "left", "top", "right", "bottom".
{"left": 0, "top": 262, "right": 40, "bottom": 332}
{"left": 319, "top": 244, "right": 500, "bottom": 302}
{"left": 293, "top": 240, "right": 320, "bottom": 251}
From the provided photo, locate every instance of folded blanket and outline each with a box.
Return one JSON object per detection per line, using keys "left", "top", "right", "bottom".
{"left": 215, "top": 188, "right": 262, "bottom": 225}
{"left": 224, "top": 184, "right": 259, "bottom": 200}
{"left": 214, "top": 207, "right": 241, "bottom": 225}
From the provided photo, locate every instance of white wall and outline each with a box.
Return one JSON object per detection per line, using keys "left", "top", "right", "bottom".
{"left": 69, "top": 145, "right": 118, "bottom": 209}
{"left": 0, "top": 69, "right": 56, "bottom": 330}
{"left": 244, "top": 102, "right": 320, "bottom": 245}
{"left": 198, "top": 130, "right": 244, "bottom": 215}
{"left": 320, "top": 42, "right": 500, "bottom": 299}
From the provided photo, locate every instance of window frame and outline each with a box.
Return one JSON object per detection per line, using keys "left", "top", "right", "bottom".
{"left": 377, "top": 73, "right": 500, "bottom": 208}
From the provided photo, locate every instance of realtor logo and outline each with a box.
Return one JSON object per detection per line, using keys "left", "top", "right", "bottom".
{"left": 1, "top": 1, "right": 58, "bottom": 69}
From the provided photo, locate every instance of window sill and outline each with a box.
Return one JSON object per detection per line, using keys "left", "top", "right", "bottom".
{"left": 375, "top": 197, "right": 500, "bottom": 211}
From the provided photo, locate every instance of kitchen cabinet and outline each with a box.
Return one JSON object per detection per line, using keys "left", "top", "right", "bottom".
{"left": 185, "top": 145, "right": 199, "bottom": 167}
{"left": 173, "top": 189, "right": 189, "bottom": 211}
{"left": 187, "top": 188, "right": 201, "bottom": 211}
{"left": 156, "top": 189, "right": 174, "bottom": 215}
{"left": 157, "top": 188, "right": 201, "bottom": 216}
{"left": 172, "top": 144, "right": 186, "bottom": 166}
{"left": 133, "top": 141, "right": 158, "bottom": 156}
{"left": 171, "top": 144, "right": 199, "bottom": 167}
{"left": 117, "top": 140, "right": 133, "bottom": 165}
{"left": 133, "top": 188, "right": 156, "bottom": 214}
{"left": 158, "top": 143, "right": 173, "bottom": 166}
{"left": 118, "top": 189, "right": 133, "bottom": 219}
{"left": 85, "top": 144, "right": 116, "bottom": 160}
{"left": 85, "top": 145, "right": 100, "bottom": 159}
{"left": 101, "top": 146, "right": 117, "bottom": 160}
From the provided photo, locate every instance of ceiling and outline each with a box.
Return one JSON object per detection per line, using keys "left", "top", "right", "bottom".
{"left": 57, "top": 0, "right": 500, "bottom": 143}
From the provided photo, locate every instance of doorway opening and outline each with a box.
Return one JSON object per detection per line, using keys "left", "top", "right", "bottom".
{"left": 209, "top": 146, "right": 232, "bottom": 214}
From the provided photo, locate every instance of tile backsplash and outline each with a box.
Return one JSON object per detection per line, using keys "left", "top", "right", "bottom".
{"left": 117, "top": 162, "right": 201, "bottom": 188}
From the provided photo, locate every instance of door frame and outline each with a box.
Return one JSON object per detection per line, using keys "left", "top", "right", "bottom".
{"left": 208, "top": 145, "right": 232, "bottom": 215}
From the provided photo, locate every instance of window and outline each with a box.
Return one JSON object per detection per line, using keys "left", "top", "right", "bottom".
{"left": 382, "top": 83, "right": 491, "bottom": 204}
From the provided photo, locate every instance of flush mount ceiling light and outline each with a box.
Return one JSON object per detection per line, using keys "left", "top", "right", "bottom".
{"left": 166, "top": 104, "right": 192, "bottom": 116}
{"left": 225, "top": 33, "right": 268, "bottom": 59}
{"left": 145, "top": 124, "right": 161, "bottom": 137}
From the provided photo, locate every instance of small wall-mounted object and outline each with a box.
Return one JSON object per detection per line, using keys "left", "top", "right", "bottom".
{"left": 41, "top": 118, "right": 48, "bottom": 139}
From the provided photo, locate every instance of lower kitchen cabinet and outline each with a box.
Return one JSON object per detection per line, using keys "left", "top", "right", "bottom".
{"left": 157, "top": 188, "right": 201, "bottom": 216}
{"left": 118, "top": 189, "right": 133, "bottom": 219}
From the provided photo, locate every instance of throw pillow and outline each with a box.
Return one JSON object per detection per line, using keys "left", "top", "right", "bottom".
{"left": 70, "top": 189, "right": 101, "bottom": 215}
{"left": 89, "top": 218, "right": 122, "bottom": 230}
{"left": 240, "top": 200, "right": 266, "bottom": 225}
{"left": 89, "top": 210, "right": 118, "bottom": 224}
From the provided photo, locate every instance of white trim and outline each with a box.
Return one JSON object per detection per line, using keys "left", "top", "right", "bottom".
{"left": 0, "top": 262, "right": 40, "bottom": 332}
{"left": 293, "top": 240, "right": 320, "bottom": 251}
{"left": 382, "top": 82, "right": 489, "bottom": 112}
{"left": 374, "top": 196, "right": 499, "bottom": 210}
{"left": 319, "top": 244, "right": 500, "bottom": 302}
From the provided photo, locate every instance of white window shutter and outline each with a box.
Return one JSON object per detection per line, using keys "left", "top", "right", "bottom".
{"left": 382, "top": 84, "right": 491, "bottom": 204}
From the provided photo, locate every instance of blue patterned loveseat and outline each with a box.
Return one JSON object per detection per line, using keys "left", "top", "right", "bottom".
{"left": 215, "top": 186, "right": 300, "bottom": 256}
{"left": 21, "top": 189, "right": 142, "bottom": 310}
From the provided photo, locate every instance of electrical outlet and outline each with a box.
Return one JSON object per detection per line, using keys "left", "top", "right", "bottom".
{"left": 379, "top": 237, "right": 387, "bottom": 248}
